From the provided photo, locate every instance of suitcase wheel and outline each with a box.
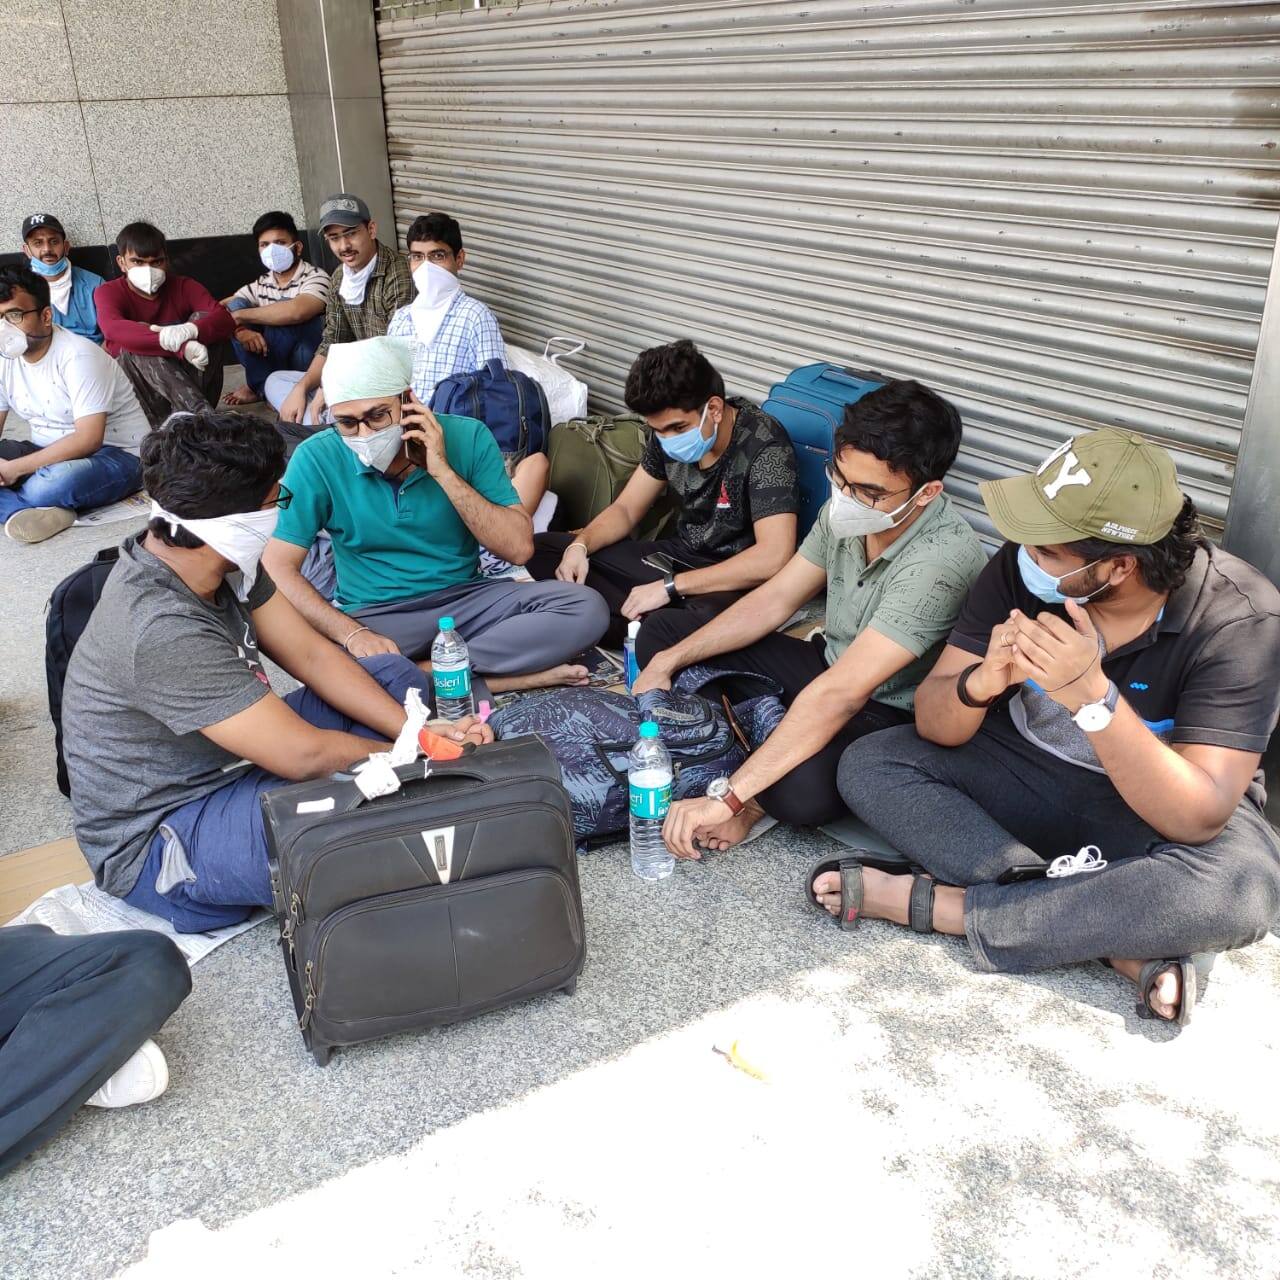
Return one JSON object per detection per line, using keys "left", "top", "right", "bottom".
{"left": 311, "top": 1042, "right": 333, "bottom": 1067}
{"left": 561, "top": 978, "right": 578, "bottom": 997}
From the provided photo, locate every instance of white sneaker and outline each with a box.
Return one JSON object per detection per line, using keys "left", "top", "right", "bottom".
{"left": 84, "top": 1039, "right": 169, "bottom": 1109}
{"left": 5, "top": 505, "right": 76, "bottom": 544}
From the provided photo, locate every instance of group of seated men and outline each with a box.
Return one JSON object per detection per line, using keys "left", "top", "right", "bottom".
{"left": 3, "top": 190, "right": 1280, "bottom": 1178}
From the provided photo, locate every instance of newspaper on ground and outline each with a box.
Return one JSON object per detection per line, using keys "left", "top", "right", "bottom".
{"left": 6, "top": 880, "right": 266, "bottom": 966}
{"left": 74, "top": 490, "right": 152, "bottom": 527}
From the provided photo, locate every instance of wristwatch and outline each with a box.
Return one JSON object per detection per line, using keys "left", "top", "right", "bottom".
{"left": 706, "top": 777, "right": 745, "bottom": 816}
{"left": 663, "top": 571, "right": 683, "bottom": 604}
{"left": 1072, "top": 680, "right": 1120, "bottom": 733}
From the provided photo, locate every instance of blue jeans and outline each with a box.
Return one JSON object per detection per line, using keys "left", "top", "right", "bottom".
{"left": 0, "top": 445, "right": 142, "bottom": 521}
{"left": 122, "top": 654, "right": 430, "bottom": 933}
{"left": 227, "top": 296, "right": 324, "bottom": 396}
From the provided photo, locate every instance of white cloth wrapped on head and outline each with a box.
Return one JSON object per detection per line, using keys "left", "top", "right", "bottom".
{"left": 321, "top": 335, "right": 415, "bottom": 406}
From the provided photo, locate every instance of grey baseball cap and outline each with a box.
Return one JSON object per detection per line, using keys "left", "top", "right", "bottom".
{"left": 318, "top": 193, "right": 371, "bottom": 230}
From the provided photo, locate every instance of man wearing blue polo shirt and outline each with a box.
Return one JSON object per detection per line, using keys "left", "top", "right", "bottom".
{"left": 263, "top": 336, "right": 607, "bottom": 690}
{"left": 20, "top": 213, "right": 104, "bottom": 345}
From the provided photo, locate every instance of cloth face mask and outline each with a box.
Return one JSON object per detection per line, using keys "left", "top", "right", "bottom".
{"left": 657, "top": 402, "right": 716, "bottom": 464}
{"left": 27, "top": 255, "right": 67, "bottom": 278}
{"left": 1016, "top": 545, "right": 1110, "bottom": 605}
{"left": 342, "top": 422, "right": 404, "bottom": 473}
{"left": 338, "top": 256, "right": 376, "bottom": 306}
{"left": 828, "top": 482, "right": 923, "bottom": 539}
{"left": 127, "top": 266, "right": 166, "bottom": 295}
{"left": 151, "top": 502, "right": 280, "bottom": 601}
{"left": 0, "top": 325, "right": 31, "bottom": 359}
{"left": 260, "top": 242, "right": 296, "bottom": 274}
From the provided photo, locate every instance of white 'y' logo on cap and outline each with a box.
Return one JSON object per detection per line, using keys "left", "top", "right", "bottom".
{"left": 1038, "top": 441, "right": 1092, "bottom": 501}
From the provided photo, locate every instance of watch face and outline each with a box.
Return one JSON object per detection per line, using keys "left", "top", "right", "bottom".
{"left": 707, "top": 778, "right": 728, "bottom": 800}
{"left": 1075, "top": 704, "right": 1112, "bottom": 733}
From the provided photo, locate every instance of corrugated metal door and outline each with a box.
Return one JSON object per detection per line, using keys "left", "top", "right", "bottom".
{"left": 375, "top": 0, "right": 1280, "bottom": 538}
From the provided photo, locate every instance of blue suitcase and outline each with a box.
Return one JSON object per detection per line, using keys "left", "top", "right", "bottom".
{"left": 762, "top": 362, "right": 887, "bottom": 536}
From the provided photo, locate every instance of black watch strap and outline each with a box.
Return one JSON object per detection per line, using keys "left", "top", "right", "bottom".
{"left": 956, "top": 662, "right": 998, "bottom": 709}
{"left": 663, "top": 571, "right": 682, "bottom": 603}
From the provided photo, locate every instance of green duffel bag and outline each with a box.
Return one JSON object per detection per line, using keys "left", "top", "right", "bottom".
{"left": 547, "top": 413, "right": 675, "bottom": 540}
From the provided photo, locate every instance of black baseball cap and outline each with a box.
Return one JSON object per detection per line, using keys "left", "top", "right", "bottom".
{"left": 22, "top": 213, "right": 66, "bottom": 240}
{"left": 318, "top": 193, "right": 371, "bottom": 231}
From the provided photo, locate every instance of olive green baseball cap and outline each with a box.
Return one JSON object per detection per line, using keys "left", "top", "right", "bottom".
{"left": 980, "top": 428, "right": 1183, "bottom": 546}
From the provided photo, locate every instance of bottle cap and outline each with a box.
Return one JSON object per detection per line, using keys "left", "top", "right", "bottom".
{"left": 627, "top": 620, "right": 641, "bottom": 639}
{"left": 639, "top": 721, "right": 660, "bottom": 739}
{"left": 438, "top": 616, "right": 455, "bottom": 631}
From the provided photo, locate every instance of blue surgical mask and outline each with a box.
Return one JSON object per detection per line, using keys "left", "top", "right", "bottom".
{"left": 27, "top": 254, "right": 67, "bottom": 277}
{"left": 657, "top": 402, "right": 716, "bottom": 465}
{"left": 1017, "top": 545, "right": 1109, "bottom": 605}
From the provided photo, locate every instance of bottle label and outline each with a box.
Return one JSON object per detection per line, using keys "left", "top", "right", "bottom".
{"left": 629, "top": 780, "right": 671, "bottom": 821}
{"left": 433, "top": 664, "right": 471, "bottom": 700}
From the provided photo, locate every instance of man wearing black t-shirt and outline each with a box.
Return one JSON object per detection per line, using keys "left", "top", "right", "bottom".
{"left": 528, "top": 339, "right": 799, "bottom": 646}
{"left": 812, "top": 429, "right": 1280, "bottom": 1029}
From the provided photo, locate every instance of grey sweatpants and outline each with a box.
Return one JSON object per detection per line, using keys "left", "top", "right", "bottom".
{"left": 352, "top": 577, "right": 609, "bottom": 674}
{"left": 838, "top": 715, "right": 1280, "bottom": 973}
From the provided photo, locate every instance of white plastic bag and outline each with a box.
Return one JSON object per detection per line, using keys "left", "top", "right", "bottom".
{"left": 504, "top": 336, "right": 588, "bottom": 426}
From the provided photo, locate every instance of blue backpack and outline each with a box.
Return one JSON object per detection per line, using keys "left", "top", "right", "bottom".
{"left": 489, "top": 666, "right": 785, "bottom": 847}
{"left": 430, "top": 357, "right": 551, "bottom": 461}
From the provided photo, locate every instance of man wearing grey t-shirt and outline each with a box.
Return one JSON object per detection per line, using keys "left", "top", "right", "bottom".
{"left": 62, "top": 410, "right": 492, "bottom": 933}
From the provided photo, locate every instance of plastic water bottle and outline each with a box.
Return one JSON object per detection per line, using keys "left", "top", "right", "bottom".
{"left": 623, "top": 620, "right": 641, "bottom": 692}
{"left": 629, "top": 720, "right": 674, "bottom": 881}
{"left": 431, "top": 616, "right": 475, "bottom": 721}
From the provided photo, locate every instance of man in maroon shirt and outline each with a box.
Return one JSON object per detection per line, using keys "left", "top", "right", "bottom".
{"left": 95, "top": 222, "right": 235, "bottom": 426}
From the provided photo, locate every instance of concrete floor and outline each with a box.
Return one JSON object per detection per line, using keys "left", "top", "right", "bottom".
{"left": 2, "top": 400, "right": 1280, "bottom": 1280}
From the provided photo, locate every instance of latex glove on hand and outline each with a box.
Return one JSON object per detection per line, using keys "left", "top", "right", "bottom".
{"left": 183, "top": 341, "right": 210, "bottom": 372}
{"left": 151, "top": 322, "right": 199, "bottom": 353}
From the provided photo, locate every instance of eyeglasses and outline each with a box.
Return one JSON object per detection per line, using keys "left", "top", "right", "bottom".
{"left": 264, "top": 485, "right": 293, "bottom": 510}
{"left": 1, "top": 307, "right": 42, "bottom": 327}
{"left": 407, "top": 249, "right": 453, "bottom": 267}
{"left": 825, "top": 465, "right": 911, "bottom": 508}
{"left": 332, "top": 404, "right": 397, "bottom": 433}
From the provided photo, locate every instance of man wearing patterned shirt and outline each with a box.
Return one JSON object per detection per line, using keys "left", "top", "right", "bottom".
{"left": 528, "top": 338, "right": 800, "bottom": 645}
{"left": 268, "top": 193, "right": 413, "bottom": 427}
{"left": 222, "top": 211, "right": 329, "bottom": 406}
{"left": 633, "top": 380, "right": 987, "bottom": 853}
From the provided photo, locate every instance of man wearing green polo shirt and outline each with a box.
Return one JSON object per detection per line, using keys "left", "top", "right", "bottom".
{"left": 634, "top": 380, "right": 987, "bottom": 853}
{"left": 264, "top": 337, "right": 608, "bottom": 689}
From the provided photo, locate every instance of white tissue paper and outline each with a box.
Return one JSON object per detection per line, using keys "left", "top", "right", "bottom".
{"left": 351, "top": 687, "right": 434, "bottom": 800}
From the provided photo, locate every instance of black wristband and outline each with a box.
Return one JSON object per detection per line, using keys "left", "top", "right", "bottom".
{"left": 956, "top": 662, "right": 998, "bottom": 709}
{"left": 664, "top": 571, "right": 682, "bottom": 603}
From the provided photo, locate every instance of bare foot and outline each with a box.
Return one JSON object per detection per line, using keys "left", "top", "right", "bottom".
{"left": 222, "top": 385, "right": 263, "bottom": 406}
{"left": 1109, "top": 956, "right": 1181, "bottom": 1021}
{"left": 487, "top": 663, "right": 591, "bottom": 693}
{"left": 692, "top": 799, "right": 766, "bottom": 852}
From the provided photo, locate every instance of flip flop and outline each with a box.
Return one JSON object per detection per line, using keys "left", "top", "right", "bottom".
{"left": 1134, "top": 953, "right": 1216, "bottom": 1027}
{"left": 805, "top": 850, "right": 916, "bottom": 932}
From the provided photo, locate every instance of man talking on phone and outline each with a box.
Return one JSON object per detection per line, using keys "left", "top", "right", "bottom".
{"left": 263, "top": 336, "right": 607, "bottom": 691}
{"left": 527, "top": 339, "right": 800, "bottom": 646}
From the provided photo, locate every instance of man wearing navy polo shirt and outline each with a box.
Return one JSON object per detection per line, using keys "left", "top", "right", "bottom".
{"left": 264, "top": 336, "right": 607, "bottom": 690}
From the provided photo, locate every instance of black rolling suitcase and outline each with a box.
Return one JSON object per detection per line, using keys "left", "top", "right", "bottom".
{"left": 261, "top": 736, "right": 585, "bottom": 1065}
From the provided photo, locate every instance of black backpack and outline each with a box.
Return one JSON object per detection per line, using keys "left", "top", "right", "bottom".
{"left": 46, "top": 545, "right": 120, "bottom": 797}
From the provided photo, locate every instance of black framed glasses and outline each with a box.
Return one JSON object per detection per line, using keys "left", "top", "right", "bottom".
{"left": 332, "top": 405, "right": 398, "bottom": 433}
{"left": 407, "top": 248, "right": 454, "bottom": 267}
{"left": 265, "top": 484, "right": 293, "bottom": 511}
{"left": 825, "top": 464, "right": 911, "bottom": 508}
{"left": 1, "top": 307, "right": 42, "bottom": 327}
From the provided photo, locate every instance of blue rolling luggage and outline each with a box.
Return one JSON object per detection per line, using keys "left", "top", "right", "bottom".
{"left": 762, "top": 362, "right": 887, "bottom": 536}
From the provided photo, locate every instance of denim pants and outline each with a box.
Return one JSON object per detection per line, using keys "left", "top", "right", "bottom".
{"left": 838, "top": 715, "right": 1280, "bottom": 973}
{"left": 122, "top": 654, "right": 429, "bottom": 933}
{"left": 227, "top": 297, "right": 324, "bottom": 396}
{"left": 0, "top": 925, "right": 190, "bottom": 1175}
{"left": 0, "top": 445, "right": 142, "bottom": 521}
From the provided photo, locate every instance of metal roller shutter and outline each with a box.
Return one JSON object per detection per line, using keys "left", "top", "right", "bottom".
{"left": 375, "top": 0, "right": 1280, "bottom": 539}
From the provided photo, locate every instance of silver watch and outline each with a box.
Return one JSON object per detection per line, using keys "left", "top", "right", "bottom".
{"left": 1072, "top": 680, "right": 1120, "bottom": 733}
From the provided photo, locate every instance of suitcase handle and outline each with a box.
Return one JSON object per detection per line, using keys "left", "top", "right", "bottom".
{"left": 788, "top": 362, "right": 887, "bottom": 390}
{"left": 333, "top": 754, "right": 495, "bottom": 813}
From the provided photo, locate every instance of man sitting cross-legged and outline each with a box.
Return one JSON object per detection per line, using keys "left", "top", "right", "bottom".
{"left": 819, "top": 429, "right": 1280, "bottom": 1028}
{"left": 634, "top": 380, "right": 986, "bottom": 854}
{"left": 528, "top": 338, "right": 799, "bottom": 646}
{"left": 262, "top": 336, "right": 608, "bottom": 692}
{"left": 61, "top": 409, "right": 493, "bottom": 933}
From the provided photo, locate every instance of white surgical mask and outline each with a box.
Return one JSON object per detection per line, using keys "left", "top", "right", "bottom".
{"left": 127, "top": 265, "right": 166, "bottom": 295}
{"left": 151, "top": 501, "right": 279, "bottom": 601}
{"left": 0, "top": 324, "right": 31, "bottom": 360}
{"left": 342, "top": 422, "right": 404, "bottom": 473}
{"left": 828, "top": 480, "right": 924, "bottom": 539}
{"left": 260, "top": 242, "right": 295, "bottom": 274}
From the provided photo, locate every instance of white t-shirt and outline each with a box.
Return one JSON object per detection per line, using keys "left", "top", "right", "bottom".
{"left": 0, "top": 327, "right": 150, "bottom": 454}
